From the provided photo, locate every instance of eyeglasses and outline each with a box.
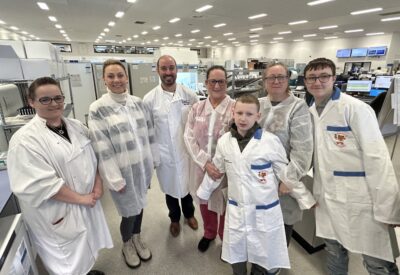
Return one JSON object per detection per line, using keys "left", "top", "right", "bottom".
{"left": 264, "top": 75, "right": 288, "bottom": 83}
{"left": 304, "top": 74, "right": 333, "bottom": 84}
{"left": 208, "top": 79, "right": 227, "bottom": 86}
{"left": 38, "top": 95, "right": 65, "bottom": 105}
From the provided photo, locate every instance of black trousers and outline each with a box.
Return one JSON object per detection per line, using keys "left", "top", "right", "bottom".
{"left": 284, "top": 223, "right": 294, "bottom": 246}
{"left": 120, "top": 210, "right": 143, "bottom": 242}
{"left": 165, "top": 193, "right": 195, "bottom": 222}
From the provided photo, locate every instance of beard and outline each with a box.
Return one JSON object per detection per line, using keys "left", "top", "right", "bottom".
{"left": 161, "top": 74, "right": 177, "bottom": 86}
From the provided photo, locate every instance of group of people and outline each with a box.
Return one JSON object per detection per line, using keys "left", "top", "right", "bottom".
{"left": 6, "top": 55, "right": 400, "bottom": 275}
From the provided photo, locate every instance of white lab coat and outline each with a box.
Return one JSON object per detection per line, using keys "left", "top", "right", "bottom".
{"left": 197, "top": 128, "right": 290, "bottom": 270}
{"left": 7, "top": 115, "right": 113, "bottom": 275}
{"left": 310, "top": 88, "right": 400, "bottom": 262}
{"left": 143, "top": 84, "right": 198, "bottom": 198}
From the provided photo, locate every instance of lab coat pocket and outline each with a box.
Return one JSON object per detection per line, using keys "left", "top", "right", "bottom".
{"left": 333, "top": 171, "right": 371, "bottom": 204}
{"left": 255, "top": 200, "right": 283, "bottom": 232}
{"left": 52, "top": 207, "right": 86, "bottom": 245}
{"left": 227, "top": 200, "right": 244, "bottom": 231}
{"left": 250, "top": 162, "right": 273, "bottom": 185}
{"left": 325, "top": 125, "right": 359, "bottom": 151}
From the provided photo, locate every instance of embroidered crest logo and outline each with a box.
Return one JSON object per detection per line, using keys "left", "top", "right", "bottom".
{"left": 334, "top": 133, "right": 346, "bottom": 147}
{"left": 258, "top": 170, "right": 268, "bottom": 183}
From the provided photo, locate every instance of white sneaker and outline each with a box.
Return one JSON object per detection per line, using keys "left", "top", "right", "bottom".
{"left": 132, "top": 234, "right": 152, "bottom": 261}
{"left": 122, "top": 240, "right": 140, "bottom": 268}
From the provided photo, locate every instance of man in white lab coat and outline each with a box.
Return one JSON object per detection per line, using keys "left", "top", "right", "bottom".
{"left": 143, "top": 55, "right": 199, "bottom": 237}
{"left": 7, "top": 77, "right": 113, "bottom": 275}
{"left": 304, "top": 58, "right": 400, "bottom": 275}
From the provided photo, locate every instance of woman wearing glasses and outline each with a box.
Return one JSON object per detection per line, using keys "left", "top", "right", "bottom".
{"left": 259, "top": 63, "right": 316, "bottom": 255}
{"left": 7, "top": 77, "right": 112, "bottom": 275}
{"left": 184, "top": 65, "right": 235, "bottom": 252}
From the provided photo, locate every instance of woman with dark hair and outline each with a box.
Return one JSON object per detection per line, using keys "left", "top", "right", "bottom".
{"left": 184, "top": 65, "right": 235, "bottom": 252}
{"left": 8, "top": 76, "right": 112, "bottom": 275}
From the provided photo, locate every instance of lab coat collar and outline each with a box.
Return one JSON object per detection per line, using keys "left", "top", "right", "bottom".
{"left": 204, "top": 95, "right": 231, "bottom": 116}
{"left": 158, "top": 84, "right": 185, "bottom": 102}
{"left": 331, "top": 86, "right": 341, "bottom": 101}
{"left": 102, "top": 93, "right": 131, "bottom": 112}
{"left": 310, "top": 86, "right": 341, "bottom": 107}
{"left": 264, "top": 92, "right": 295, "bottom": 109}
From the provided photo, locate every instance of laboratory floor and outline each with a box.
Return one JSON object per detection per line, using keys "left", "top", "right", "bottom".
{"left": 39, "top": 175, "right": 400, "bottom": 275}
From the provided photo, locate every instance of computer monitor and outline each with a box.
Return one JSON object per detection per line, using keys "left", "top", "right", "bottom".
{"left": 367, "top": 46, "right": 387, "bottom": 57}
{"left": 351, "top": 48, "right": 368, "bottom": 57}
{"left": 336, "top": 49, "right": 351, "bottom": 58}
{"left": 176, "top": 71, "right": 198, "bottom": 91}
{"left": 346, "top": 80, "right": 372, "bottom": 93}
{"left": 374, "top": 76, "right": 393, "bottom": 89}
{"left": 296, "top": 75, "right": 305, "bottom": 86}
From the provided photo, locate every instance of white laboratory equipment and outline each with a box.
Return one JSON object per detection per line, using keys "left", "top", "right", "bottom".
{"left": 0, "top": 214, "right": 39, "bottom": 275}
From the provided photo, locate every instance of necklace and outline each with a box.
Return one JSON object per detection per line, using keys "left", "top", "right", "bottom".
{"left": 47, "top": 121, "right": 65, "bottom": 135}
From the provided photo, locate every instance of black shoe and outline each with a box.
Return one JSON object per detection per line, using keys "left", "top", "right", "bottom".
{"left": 87, "top": 270, "right": 105, "bottom": 275}
{"left": 197, "top": 237, "right": 214, "bottom": 252}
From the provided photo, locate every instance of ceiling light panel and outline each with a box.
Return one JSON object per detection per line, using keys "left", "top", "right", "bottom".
{"left": 213, "top": 23, "right": 226, "bottom": 28}
{"left": 344, "top": 29, "right": 363, "bottom": 33}
{"left": 115, "top": 11, "right": 125, "bottom": 18}
{"left": 250, "top": 27, "right": 263, "bottom": 31}
{"left": 319, "top": 25, "right": 338, "bottom": 29}
{"left": 48, "top": 16, "right": 57, "bottom": 22}
{"left": 278, "top": 31, "right": 292, "bottom": 35}
{"left": 195, "top": 5, "right": 213, "bottom": 12}
{"left": 381, "top": 16, "right": 400, "bottom": 22}
{"left": 366, "top": 32, "right": 384, "bottom": 36}
{"left": 37, "top": 2, "right": 49, "bottom": 10}
{"left": 307, "top": 0, "right": 335, "bottom": 6}
{"left": 248, "top": 13, "right": 267, "bottom": 20}
{"left": 351, "top": 7, "right": 382, "bottom": 15}
{"left": 289, "top": 20, "right": 308, "bottom": 25}
{"left": 169, "top": 17, "right": 180, "bottom": 23}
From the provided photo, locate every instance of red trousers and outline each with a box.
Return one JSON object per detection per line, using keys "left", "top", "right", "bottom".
{"left": 200, "top": 204, "right": 225, "bottom": 240}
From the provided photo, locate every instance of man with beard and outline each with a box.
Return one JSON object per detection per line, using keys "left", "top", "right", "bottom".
{"left": 144, "top": 55, "right": 199, "bottom": 237}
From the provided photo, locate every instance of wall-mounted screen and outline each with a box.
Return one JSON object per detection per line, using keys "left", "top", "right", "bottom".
{"left": 351, "top": 48, "right": 368, "bottom": 57}
{"left": 336, "top": 49, "right": 351, "bottom": 58}
{"left": 367, "top": 46, "right": 387, "bottom": 56}
{"left": 346, "top": 80, "right": 372, "bottom": 93}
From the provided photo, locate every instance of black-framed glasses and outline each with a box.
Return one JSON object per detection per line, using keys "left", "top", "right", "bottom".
{"left": 208, "top": 79, "right": 227, "bottom": 86}
{"left": 264, "top": 75, "right": 288, "bottom": 83}
{"left": 38, "top": 95, "right": 65, "bottom": 105}
{"left": 304, "top": 74, "right": 333, "bottom": 84}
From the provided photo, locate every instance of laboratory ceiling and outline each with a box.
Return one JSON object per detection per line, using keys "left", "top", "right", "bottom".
{"left": 0, "top": 0, "right": 399, "bottom": 47}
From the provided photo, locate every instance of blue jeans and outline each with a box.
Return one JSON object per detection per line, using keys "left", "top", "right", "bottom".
{"left": 324, "top": 239, "right": 399, "bottom": 275}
